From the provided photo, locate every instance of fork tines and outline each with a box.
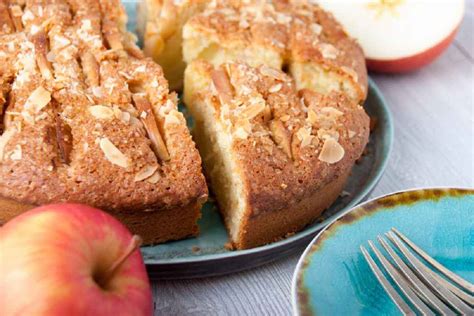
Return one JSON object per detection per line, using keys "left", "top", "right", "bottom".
{"left": 361, "top": 228, "right": 474, "bottom": 315}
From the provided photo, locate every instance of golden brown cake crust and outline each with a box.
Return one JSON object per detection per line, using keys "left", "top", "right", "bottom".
{"left": 0, "top": 0, "right": 207, "bottom": 239}
{"left": 236, "top": 168, "right": 351, "bottom": 249}
{"left": 0, "top": 196, "right": 201, "bottom": 245}
{"left": 183, "top": 0, "right": 367, "bottom": 101}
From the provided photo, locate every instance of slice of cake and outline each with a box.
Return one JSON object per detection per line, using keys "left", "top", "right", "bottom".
{"left": 180, "top": 1, "right": 371, "bottom": 249}
{"left": 0, "top": 0, "right": 207, "bottom": 244}
{"left": 182, "top": 0, "right": 368, "bottom": 103}
{"left": 184, "top": 61, "right": 369, "bottom": 249}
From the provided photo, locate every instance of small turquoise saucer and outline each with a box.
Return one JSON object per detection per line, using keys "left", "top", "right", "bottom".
{"left": 292, "top": 188, "right": 474, "bottom": 315}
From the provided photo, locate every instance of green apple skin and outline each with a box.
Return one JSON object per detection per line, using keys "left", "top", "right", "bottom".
{"left": 0, "top": 204, "right": 152, "bottom": 316}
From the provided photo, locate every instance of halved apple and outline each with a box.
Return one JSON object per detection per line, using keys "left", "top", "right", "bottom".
{"left": 318, "top": 0, "right": 465, "bottom": 73}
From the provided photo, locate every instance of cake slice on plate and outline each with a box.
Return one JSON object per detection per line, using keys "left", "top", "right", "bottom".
{"left": 184, "top": 61, "right": 369, "bottom": 249}
{"left": 180, "top": 1, "right": 370, "bottom": 249}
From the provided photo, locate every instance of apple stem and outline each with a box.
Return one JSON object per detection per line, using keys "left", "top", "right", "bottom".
{"left": 101, "top": 235, "right": 142, "bottom": 285}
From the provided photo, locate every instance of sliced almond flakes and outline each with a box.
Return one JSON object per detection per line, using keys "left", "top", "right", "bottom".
{"left": 164, "top": 111, "right": 181, "bottom": 125}
{"left": 89, "top": 105, "right": 115, "bottom": 120}
{"left": 134, "top": 165, "right": 158, "bottom": 182}
{"left": 268, "top": 83, "right": 282, "bottom": 93}
{"left": 320, "top": 107, "right": 343, "bottom": 117}
{"left": 0, "top": 128, "right": 16, "bottom": 161}
{"left": 234, "top": 126, "right": 249, "bottom": 140}
{"left": 259, "top": 65, "right": 286, "bottom": 81}
{"left": 99, "top": 137, "right": 129, "bottom": 168}
{"left": 319, "top": 137, "right": 345, "bottom": 164}
{"left": 10, "top": 145, "right": 22, "bottom": 160}
{"left": 25, "top": 86, "right": 51, "bottom": 114}
{"left": 240, "top": 100, "right": 265, "bottom": 121}
{"left": 319, "top": 43, "right": 339, "bottom": 59}
{"left": 146, "top": 171, "right": 161, "bottom": 184}
{"left": 296, "top": 126, "right": 314, "bottom": 148}
{"left": 307, "top": 109, "right": 318, "bottom": 125}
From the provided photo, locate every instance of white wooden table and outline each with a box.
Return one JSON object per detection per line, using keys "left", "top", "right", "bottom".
{"left": 153, "top": 5, "right": 473, "bottom": 315}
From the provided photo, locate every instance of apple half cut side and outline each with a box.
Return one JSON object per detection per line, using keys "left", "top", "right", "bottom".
{"left": 317, "top": 0, "right": 465, "bottom": 73}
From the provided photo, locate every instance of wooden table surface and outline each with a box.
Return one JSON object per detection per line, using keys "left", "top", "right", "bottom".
{"left": 153, "top": 5, "right": 473, "bottom": 315}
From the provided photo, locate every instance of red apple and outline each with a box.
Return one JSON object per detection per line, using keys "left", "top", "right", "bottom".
{"left": 317, "top": 0, "right": 465, "bottom": 73}
{"left": 0, "top": 204, "right": 152, "bottom": 316}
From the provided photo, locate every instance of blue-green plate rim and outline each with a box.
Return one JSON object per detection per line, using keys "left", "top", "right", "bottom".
{"left": 290, "top": 187, "right": 474, "bottom": 315}
{"left": 144, "top": 78, "right": 394, "bottom": 265}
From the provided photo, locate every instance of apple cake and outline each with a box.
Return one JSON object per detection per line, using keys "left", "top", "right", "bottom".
{"left": 0, "top": 0, "right": 207, "bottom": 244}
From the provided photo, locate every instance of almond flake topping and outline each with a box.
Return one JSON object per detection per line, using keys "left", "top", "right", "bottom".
{"left": 99, "top": 137, "right": 129, "bottom": 168}
{"left": 239, "top": 18, "right": 250, "bottom": 29}
{"left": 259, "top": 65, "right": 286, "bottom": 81}
{"left": 134, "top": 165, "right": 158, "bottom": 182}
{"left": 240, "top": 100, "right": 265, "bottom": 121}
{"left": 319, "top": 43, "right": 339, "bottom": 59}
{"left": 0, "top": 129, "right": 16, "bottom": 161}
{"left": 268, "top": 83, "right": 282, "bottom": 93}
{"left": 321, "top": 107, "right": 344, "bottom": 116}
{"left": 307, "top": 109, "right": 318, "bottom": 124}
{"left": 10, "top": 145, "right": 22, "bottom": 160}
{"left": 25, "top": 86, "right": 51, "bottom": 113}
{"left": 296, "top": 126, "right": 314, "bottom": 148}
{"left": 310, "top": 23, "right": 322, "bottom": 35}
{"left": 22, "top": 10, "right": 34, "bottom": 22}
{"left": 146, "top": 171, "right": 161, "bottom": 184}
{"left": 234, "top": 127, "right": 249, "bottom": 139}
{"left": 89, "top": 105, "right": 115, "bottom": 120}
{"left": 165, "top": 111, "right": 181, "bottom": 125}
{"left": 319, "top": 137, "right": 345, "bottom": 164}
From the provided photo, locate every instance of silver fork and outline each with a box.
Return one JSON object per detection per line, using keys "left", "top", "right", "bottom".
{"left": 360, "top": 228, "right": 474, "bottom": 315}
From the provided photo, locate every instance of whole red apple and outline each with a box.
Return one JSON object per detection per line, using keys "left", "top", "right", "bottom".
{"left": 0, "top": 204, "right": 152, "bottom": 316}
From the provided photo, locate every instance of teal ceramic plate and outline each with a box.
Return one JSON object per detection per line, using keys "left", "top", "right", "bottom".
{"left": 292, "top": 188, "right": 474, "bottom": 315}
{"left": 122, "top": 1, "right": 393, "bottom": 279}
